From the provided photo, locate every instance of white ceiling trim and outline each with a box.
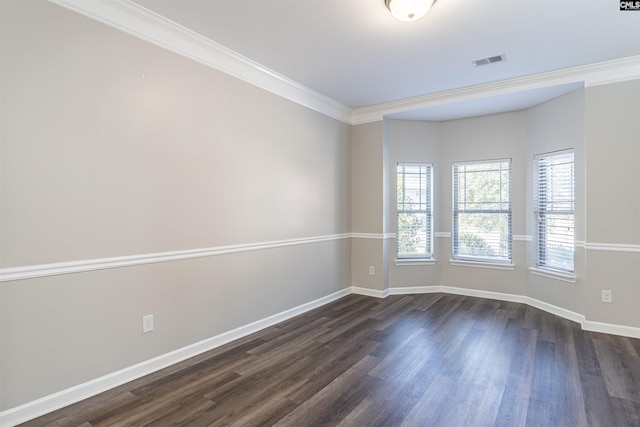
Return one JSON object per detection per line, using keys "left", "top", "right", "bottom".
{"left": 48, "top": 0, "right": 640, "bottom": 126}
{"left": 351, "top": 56, "right": 640, "bottom": 124}
{"left": 47, "top": 0, "right": 353, "bottom": 124}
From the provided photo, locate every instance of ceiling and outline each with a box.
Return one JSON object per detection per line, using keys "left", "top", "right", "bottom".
{"left": 128, "top": 0, "right": 640, "bottom": 121}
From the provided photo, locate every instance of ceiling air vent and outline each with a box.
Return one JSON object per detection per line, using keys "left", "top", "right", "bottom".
{"left": 473, "top": 54, "right": 506, "bottom": 67}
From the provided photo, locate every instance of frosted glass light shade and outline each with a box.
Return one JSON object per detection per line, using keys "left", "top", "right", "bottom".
{"left": 385, "top": 0, "right": 434, "bottom": 22}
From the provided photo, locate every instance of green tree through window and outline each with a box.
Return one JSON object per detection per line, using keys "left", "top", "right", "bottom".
{"left": 397, "top": 163, "right": 432, "bottom": 259}
{"left": 453, "top": 159, "right": 512, "bottom": 262}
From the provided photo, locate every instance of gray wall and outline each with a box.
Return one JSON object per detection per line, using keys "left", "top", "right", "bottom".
{"left": 2, "top": 0, "right": 639, "bottom": 416}
{"left": 1, "top": 1, "right": 351, "bottom": 409}
{"left": 439, "top": 112, "right": 528, "bottom": 295}
{"left": 385, "top": 112, "right": 530, "bottom": 295}
{"left": 584, "top": 80, "right": 640, "bottom": 327}
{"left": 350, "top": 122, "right": 387, "bottom": 292}
{"left": 386, "top": 120, "right": 441, "bottom": 288}
{"left": 525, "top": 89, "right": 586, "bottom": 314}
{"left": 384, "top": 84, "right": 639, "bottom": 330}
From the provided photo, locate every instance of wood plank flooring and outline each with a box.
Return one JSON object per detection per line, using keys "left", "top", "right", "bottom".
{"left": 21, "top": 293, "right": 640, "bottom": 426}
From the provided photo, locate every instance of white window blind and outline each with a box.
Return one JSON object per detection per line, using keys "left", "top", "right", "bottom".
{"left": 534, "top": 150, "right": 575, "bottom": 272}
{"left": 453, "top": 159, "right": 512, "bottom": 262}
{"left": 397, "top": 163, "right": 433, "bottom": 259}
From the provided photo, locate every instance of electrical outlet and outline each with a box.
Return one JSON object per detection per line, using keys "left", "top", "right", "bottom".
{"left": 143, "top": 314, "right": 154, "bottom": 333}
{"left": 601, "top": 290, "right": 612, "bottom": 303}
{"left": 369, "top": 266, "right": 375, "bottom": 275}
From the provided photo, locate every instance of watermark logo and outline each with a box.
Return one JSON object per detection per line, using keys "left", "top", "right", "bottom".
{"left": 620, "top": 1, "right": 640, "bottom": 10}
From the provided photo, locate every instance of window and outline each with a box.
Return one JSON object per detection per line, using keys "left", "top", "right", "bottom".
{"left": 397, "top": 163, "right": 433, "bottom": 259}
{"left": 453, "top": 159, "right": 512, "bottom": 263}
{"left": 534, "top": 150, "right": 574, "bottom": 272}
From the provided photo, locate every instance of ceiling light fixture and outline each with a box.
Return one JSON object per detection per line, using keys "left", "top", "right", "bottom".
{"left": 385, "top": 0, "right": 436, "bottom": 22}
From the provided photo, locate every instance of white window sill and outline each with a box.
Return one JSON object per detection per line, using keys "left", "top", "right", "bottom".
{"left": 449, "top": 259, "right": 515, "bottom": 270}
{"left": 529, "top": 267, "right": 576, "bottom": 283}
{"left": 395, "top": 258, "right": 437, "bottom": 266}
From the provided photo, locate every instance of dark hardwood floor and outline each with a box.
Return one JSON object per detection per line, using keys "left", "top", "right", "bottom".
{"left": 21, "top": 293, "right": 640, "bottom": 426}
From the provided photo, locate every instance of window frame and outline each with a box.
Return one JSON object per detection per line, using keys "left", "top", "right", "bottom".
{"left": 533, "top": 149, "right": 575, "bottom": 274}
{"left": 396, "top": 162, "right": 434, "bottom": 260}
{"left": 452, "top": 158, "right": 512, "bottom": 264}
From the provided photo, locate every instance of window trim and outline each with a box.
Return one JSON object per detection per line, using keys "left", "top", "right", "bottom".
{"left": 450, "top": 258, "right": 515, "bottom": 270}
{"left": 395, "top": 258, "right": 437, "bottom": 266}
{"left": 529, "top": 266, "right": 576, "bottom": 283}
{"left": 396, "top": 162, "right": 434, "bottom": 260}
{"left": 452, "top": 158, "right": 513, "bottom": 264}
{"left": 533, "top": 149, "right": 575, "bottom": 274}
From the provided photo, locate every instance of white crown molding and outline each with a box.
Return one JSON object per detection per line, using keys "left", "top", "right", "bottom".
{"left": 46, "top": 0, "right": 352, "bottom": 124}
{"left": 0, "top": 233, "right": 351, "bottom": 283}
{"left": 581, "top": 56, "right": 640, "bottom": 87}
{"left": 0, "top": 287, "right": 352, "bottom": 427}
{"left": 351, "top": 56, "right": 640, "bottom": 124}
{"left": 47, "top": 1, "right": 639, "bottom": 127}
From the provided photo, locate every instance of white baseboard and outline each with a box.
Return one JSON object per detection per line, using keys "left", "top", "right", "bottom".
{"left": 388, "top": 285, "right": 639, "bottom": 338}
{"left": 583, "top": 320, "right": 640, "bottom": 339}
{"left": 3, "top": 284, "right": 640, "bottom": 426}
{"left": 390, "top": 285, "right": 528, "bottom": 304}
{"left": 523, "top": 294, "right": 585, "bottom": 325}
{"left": 389, "top": 285, "right": 585, "bottom": 324}
{"left": 0, "top": 287, "right": 351, "bottom": 427}
{"left": 351, "top": 286, "right": 389, "bottom": 299}
{"left": 441, "top": 286, "right": 528, "bottom": 305}
{"left": 389, "top": 285, "right": 442, "bottom": 295}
